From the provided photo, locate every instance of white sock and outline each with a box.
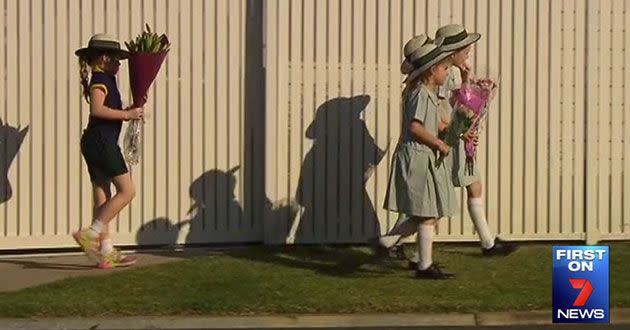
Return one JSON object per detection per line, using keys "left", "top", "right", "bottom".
{"left": 89, "top": 219, "right": 104, "bottom": 235}
{"left": 378, "top": 235, "right": 401, "bottom": 249}
{"left": 409, "top": 251, "right": 420, "bottom": 263}
{"left": 467, "top": 198, "right": 495, "bottom": 249}
{"left": 417, "top": 222, "right": 434, "bottom": 270}
{"left": 100, "top": 238, "right": 114, "bottom": 255}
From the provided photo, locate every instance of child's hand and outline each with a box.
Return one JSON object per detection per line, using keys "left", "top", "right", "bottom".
{"left": 462, "top": 131, "right": 479, "bottom": 146}
{"left": 459, "top": 63, "right": 472, "bottom": 83}
{"left": 125, "top": 107, "right": 144, "bottom": 121}
{"left": 438, "top": 120, "right": 449, "bottom": 133}
{"left": 437, "top": 140, "right": 450, "bottom": 155}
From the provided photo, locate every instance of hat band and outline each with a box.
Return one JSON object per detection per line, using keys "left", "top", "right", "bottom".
{"left": 88, "top": 39, "right": 121, "bottom": 50}
{"left": 411, "top": 47, "right": 443, "bottom": 69}
{"left": 443, "top": 30, "right": 468, "bottom": 45}
{"left": 404, "top": 37, "right": 434, "bottom": 60}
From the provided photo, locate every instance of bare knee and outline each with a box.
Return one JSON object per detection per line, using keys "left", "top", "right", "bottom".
{"left": 420, "top": 218, "right": 437, "bottom": 226}
{"left": 117, "top": 185, "right": 136, "bottom": 202}
{"left": 112, "top": 174, "right": 136, "bottom": 202}
{"left": 126, "top": 186, "right": 136, "bottom": 200}
{"left": 467, "top": 181, "right": 483, "bottom": 198}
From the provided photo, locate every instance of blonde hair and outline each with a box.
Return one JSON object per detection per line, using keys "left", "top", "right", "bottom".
{"left": 78, "top": 53, "right": 108, "bottom": 104}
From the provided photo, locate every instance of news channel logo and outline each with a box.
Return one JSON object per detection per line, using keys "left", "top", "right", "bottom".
{"left": 552, "top": 246, "right": 609, "bottom": 323}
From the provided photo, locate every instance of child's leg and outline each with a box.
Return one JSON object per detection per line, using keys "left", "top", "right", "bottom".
{"left": 91, "top": 182, "right": 116, "bottom": 257}
{"left": 94, "top": 172, "right": 136, "bottom": 225}
{"left": 416, "top": 217, "right": 436, "bottom": 270}
{"left": 466, "top": 181, "right": 495, "bottom": 249}
{"left": 414, "top": 217, "right": 455, "bottom": 279}
{"left": 466, "top": 180, "right": 483, "bottom": 198}
{"left": 91, "top": 173, "right": 138, "bottom": 268}
{"left": 76, "top": 174, "right": 134, "bottom": 262}
{"left": 73, "top": 181, "right": 113, "bottom": 259}
{"left": 92, "top": 181, "right": 112, "bottom": 217}
{"left": 91, "top": 181, "right": 112, "bottom": 238}
{"left": 379, "top": 213, "right": 417, "bottom": 249}
{"left": 377, "top": 234, "right": 402, "bottom": 249}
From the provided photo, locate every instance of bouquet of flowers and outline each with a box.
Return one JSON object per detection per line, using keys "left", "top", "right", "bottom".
{"left": 123, "top": 24, "right": 170, "bottom": 165}
{"left": 437, "top": 78, "right": 498, "bottom": 173}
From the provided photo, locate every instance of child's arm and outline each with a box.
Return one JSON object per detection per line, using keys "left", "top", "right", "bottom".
{"left": 436, "top": 98, "right": 451, "bottom": 133}
{"left": 89, "top": 89, "right": 143, "bottom": 121}
{"left": 409, "top": 119, "right": 449, "bottom": 154}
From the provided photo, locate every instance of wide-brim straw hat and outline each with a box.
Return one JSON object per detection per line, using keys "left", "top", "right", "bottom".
{"left": 404, "top": 37, "right": 454, "bottom": 83}
{"left": 434, "top": 24, "right": 481, "bottom": 52}
{"left": 401, "top": 34, "right": 432, "bottom": 74}
{"left": 75, "top": 34, "right": 130, "bottom": 59}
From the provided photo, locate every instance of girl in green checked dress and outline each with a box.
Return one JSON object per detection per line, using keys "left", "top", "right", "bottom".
{"left": 435, "top": 24, "right": 517, "bottom": 256}
{"left": 383, "top": 39, "right": 458, "bottom": 279}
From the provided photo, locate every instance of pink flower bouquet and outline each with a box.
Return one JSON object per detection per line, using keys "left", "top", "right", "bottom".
{"left": 438, "top": 78, "right": 498, "bottom": 173}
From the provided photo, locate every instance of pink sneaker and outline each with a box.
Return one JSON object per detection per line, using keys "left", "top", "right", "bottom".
{"left": 72, "top": 228, "right": 100, "bottom": 262}
{"left": 98, "top": 248, "right": 138, "bottom": 269}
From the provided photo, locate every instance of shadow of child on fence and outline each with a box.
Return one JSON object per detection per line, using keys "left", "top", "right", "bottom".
{"left": 135, "top": 165, "right": 395, "bottom": 277}
{"left": 287, "top": 95, "right": 388, "bottom": 244}
{"left": 0, "top": 120, "right": 29, "bottom": 204}
{"left": 137, "top": 166, "right": 299, "bottom": 248}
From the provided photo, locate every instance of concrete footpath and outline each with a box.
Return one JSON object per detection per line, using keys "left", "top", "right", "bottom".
{"left": 0, "top": 310, "right": 628, "bottom": 329}
{"left": 0, "top": 250, "right": 203, "bottom": 292}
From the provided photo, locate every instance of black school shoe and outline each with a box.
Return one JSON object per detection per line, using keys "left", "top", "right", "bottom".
{"left": 482, "top": 237, "right": 518, "bottom": 256}
{"left": 368, "top": 238, "right": 406, "bottom": 259}
{"left": 414, "top": 263, "right": 455, "bottom": 280}
{"left": 367, "top": 238, "right": 390, "bottom": 258}
{"left": 389, "top": 244, "right": 406, "bottom": 259}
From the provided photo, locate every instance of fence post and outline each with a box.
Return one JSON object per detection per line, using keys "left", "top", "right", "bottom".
{"left": 584, "top": 0, "right": 599, "bottom": 246}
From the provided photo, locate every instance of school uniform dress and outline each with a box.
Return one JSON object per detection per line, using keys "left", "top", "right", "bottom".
{"left": 439, "top": 66, "right": 482, "bottom": 188}
{"left": 384, "top": 85, "right": 456, "bottom": 219}
{"left": 80, "top": 69, "right": 129, "bottom": 183}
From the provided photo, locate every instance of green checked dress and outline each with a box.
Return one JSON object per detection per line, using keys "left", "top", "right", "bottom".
{"left": 384, "top": 85, "right": 457, "bottom": 218}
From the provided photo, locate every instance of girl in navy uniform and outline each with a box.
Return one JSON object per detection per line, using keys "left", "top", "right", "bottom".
{"left": 73, "top": 34, "right": 144, "bottom": 269}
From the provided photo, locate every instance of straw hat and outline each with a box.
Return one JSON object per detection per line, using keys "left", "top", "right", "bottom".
{"left": 75, "top": 34, "right": 130, "bottom": 59}
{"left": 404, "top": 37, "right": 454, "bottom": 83}
{"left": 434, "top": 24, "right": 481, "bottom": 51}
{"left": 401, "top": 34, "right": 432, "bottom": 74}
